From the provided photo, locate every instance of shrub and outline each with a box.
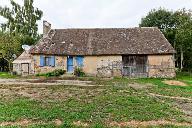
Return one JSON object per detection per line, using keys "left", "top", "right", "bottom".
{"left": 35, "top": 69, "right": 66, "bottom": 77}
{"left": 52, "top": 69, "right": 66, "bottom": 76}
{"left": 35, "top": 73, "right": 46, "bottom": 77}
{"left": 74, "top": 67, "right": 85, "bottom": 77}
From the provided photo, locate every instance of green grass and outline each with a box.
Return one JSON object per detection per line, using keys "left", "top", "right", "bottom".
{"left": 0, "top": 72, "right": 17, "bottom": 79}
{"left": 0, "top": 73, "right": 192, "bottom": 127}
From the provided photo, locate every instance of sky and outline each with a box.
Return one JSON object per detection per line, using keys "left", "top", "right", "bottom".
{"left": 0, "top": 0, "right": 192, "bottom": 33}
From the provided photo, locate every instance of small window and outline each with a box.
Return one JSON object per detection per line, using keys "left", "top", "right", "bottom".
{"left": 40, "top": 55, "right": 55, "bottom": 67}
{"left": 45, "top": 57, "right": 51, "bottom": 66}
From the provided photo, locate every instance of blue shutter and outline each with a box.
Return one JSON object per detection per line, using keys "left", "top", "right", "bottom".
{"left": 40, "top": 55, "right": 45, "bottom": 67}
{"left": 76, "top": 56, "right": 84, "bottom": 67}
{"left": 51, "top": 56, "right": 55, "bottom": 67}
{"left": 48, "top": 57, "right": 52, "bottom": 66}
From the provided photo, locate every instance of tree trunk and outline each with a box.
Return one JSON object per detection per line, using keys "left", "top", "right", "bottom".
{"left": 173, "top": 40, "right": 176, "bottom": 67}
{"left": 8, "top": 61, "right": 12, "bottom": 72}
{"left": 180, "top": 47, "right": 184, "bottom": 70}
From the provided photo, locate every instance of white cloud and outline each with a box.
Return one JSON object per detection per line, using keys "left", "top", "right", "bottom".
{"left": 0, "top": 0, "right": 192, "bottom": 33}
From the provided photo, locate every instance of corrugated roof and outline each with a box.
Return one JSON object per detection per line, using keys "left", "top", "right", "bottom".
{"left": 30, "top": 27, "right": 175, "bottom": 55}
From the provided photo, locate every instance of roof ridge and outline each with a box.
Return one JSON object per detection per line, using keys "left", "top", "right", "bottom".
{"left": 50, "top": 27, "right": 158, "bottom": 31}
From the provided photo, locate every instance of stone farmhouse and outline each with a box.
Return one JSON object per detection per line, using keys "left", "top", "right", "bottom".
{"left": 13, "top": 21, "right": 176, "bottom": 77}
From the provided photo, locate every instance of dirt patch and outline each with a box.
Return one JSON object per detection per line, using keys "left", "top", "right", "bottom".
{"left": 128, "top": 83, "right": 153, "bottom": 90}
{"left": 149, "top": 93, "right": 192, "bottom": 101}
{"left": 148, "top": 93, "right": 192, "bottom": 122}
{"left": 109, "top": 120, "right": 192, "bottom": 127}
{"left": 0, "top": 78, "right": 97, "bottom": 86}
{"left": 175, "top": 100, "right": 192, "bottom": 117}
{"left": 54, "top": 119, "right": 63, "bottom": 126}
{"left": 163, "top": 80, "right": 187, "bottom": 86}
{"left": 27, "top": 79, "right": 57, "bottom": 83}
{"left": 0, "top": 119, "right": 32, "bottom": 127}
{"left": 0, "top": 83, "right": 104, "bottom": 101}
{"left": 0, "top": 119, "right": 63, "bottom": 127}
{"left": 73, "top": 121, "right": 89, "bottom": 127}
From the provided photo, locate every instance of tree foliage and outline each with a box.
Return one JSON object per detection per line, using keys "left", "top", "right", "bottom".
{"left": 0, "top": 0, "right": 43, "bottom": 71}
{"left": 0, "top": 0, "right": 43, "bottom": 44}
{"left": 140, "top": 8, "right": 192, "bottom": 70}
{"left": 0, "top": 31, "right": 22, "bottom": 71}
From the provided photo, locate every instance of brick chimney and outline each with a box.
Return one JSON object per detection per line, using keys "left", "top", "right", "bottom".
{"left": 43, "top": 20, "right": 51, "bottom": 36}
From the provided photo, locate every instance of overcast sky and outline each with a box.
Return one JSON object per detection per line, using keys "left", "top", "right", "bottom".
{"left": 0, "top": 0, "right": 192, "bottom": 33}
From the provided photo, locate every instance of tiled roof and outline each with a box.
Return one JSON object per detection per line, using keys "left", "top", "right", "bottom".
{"left": 30, "top": 27, "right": 175, "bottom": 55}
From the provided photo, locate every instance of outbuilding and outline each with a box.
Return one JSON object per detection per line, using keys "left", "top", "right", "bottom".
{"left": 12, "top": 50, "right": 34, "bottom": 75}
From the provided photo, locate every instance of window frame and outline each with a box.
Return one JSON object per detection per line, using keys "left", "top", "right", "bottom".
{"left": 44, "top": 56, "right": 51, "bottom": 66}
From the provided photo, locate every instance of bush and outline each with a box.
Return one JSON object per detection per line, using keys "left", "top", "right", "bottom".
{"left": 52, "top": 69, "right": 66, "bottom": 76}
{"left": 35, "top": 69, "right": 66, "bottom": 77}
{"left": 74, "top": 68, "right": 85, "bottom": 77}
{"left": 35, "top": 73, "right": 46, "bottom": 77}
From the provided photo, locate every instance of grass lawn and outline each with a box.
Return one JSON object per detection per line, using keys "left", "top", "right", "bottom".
{"left": 0, "top": 73, "right": 191, "bottom": 127}
{"left": 0, "top": 72, "right": 17, "bottom": 79}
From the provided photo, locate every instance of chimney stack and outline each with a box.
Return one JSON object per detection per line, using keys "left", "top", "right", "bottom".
{"left": 43, "top": 20, "right": 51, "bottom": 36}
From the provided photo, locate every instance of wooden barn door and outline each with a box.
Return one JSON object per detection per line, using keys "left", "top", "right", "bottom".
{"left": 122, "top": 55, "right": 148, "bottom": 77}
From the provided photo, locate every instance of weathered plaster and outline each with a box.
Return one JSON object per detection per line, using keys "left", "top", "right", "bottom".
{"left": 148, "top": 55, "right": 175, "bottom": 78}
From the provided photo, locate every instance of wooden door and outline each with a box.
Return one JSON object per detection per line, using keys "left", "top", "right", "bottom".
{"left": 21, "top": 63, "right": 29, "bottom": 75}
{"left": 67, "top": 56, "right": 74, "bottom": 73}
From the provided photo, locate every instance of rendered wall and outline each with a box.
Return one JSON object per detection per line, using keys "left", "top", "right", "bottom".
{"left": 148, "top": 54, "right": 175, "bottom": 78}
{"left": 83, "top": 56, "right": 98, "bottom": 75}
{"left": 83, "top": 55, "right": 122, "bottom": 77}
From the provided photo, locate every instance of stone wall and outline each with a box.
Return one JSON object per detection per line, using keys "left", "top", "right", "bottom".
{"left": 13, "top": 63, "right": 22, "bottom": 75}
{"left": 33, "top": 55, "right": 67, "bottom": 74}
{"left": 96, "top": 56, "right": 122, "bottom": 77}
{"left": 32, "top": 54, "right": 175, "bottom": 78}
{"left": 148, "top": 54, "right": 175, "bottom": 78}
{"left": 13, "top": 62, "right": 34, "bottom": 75}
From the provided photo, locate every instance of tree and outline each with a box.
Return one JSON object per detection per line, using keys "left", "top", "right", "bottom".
{"left": 0, "top": 32, "right": 22, "bottom": 71}
{"left": 0, "top": 0, "right": 43, "bottom": 44}
{"left": 140, "top": 8, "right": 176, "bottom": 45}
{"left": 176, "top": 20, "right": 192, "bottom": 70}
{"left": 140, "top": 8, "right": 192, "bottom": 70}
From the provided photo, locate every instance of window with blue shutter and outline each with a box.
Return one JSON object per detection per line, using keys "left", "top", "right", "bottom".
{"left": 40, "top": 55, "right": 55, "bottom": 67}
{"left": 40, "top": 55, "right": 45, "bottom": 67}
{"left": 76, "top": 56, "right": 84, "bottom": 67}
